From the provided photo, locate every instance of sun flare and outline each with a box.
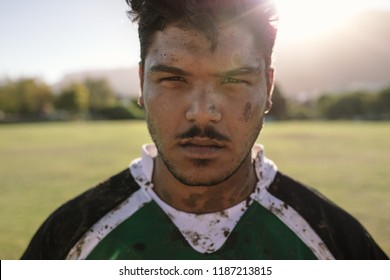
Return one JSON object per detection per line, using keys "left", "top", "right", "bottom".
{"left": 275, "top": 0, "right": 366, "bottom": 41}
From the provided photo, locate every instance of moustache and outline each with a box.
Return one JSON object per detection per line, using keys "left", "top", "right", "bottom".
{"left": 176, "top": 125, "right": 231, "bottom": 142}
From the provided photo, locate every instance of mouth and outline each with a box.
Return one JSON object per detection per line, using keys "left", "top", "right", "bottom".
{"left": 178, "top": 138, "right": 226, "bottom": 158}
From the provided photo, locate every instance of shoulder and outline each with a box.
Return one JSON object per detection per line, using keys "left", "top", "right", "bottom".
{"left": 268, "top": 172, "right": 388, "bottom": 259}
{"left": 21, "top": 168, "right": 140, "bottom": 260}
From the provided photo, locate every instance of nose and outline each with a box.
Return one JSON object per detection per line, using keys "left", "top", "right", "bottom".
{"left": 185, "top": 88, "right": 222, "bottom": 125}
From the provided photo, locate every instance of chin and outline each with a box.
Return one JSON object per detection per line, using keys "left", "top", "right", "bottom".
{"left": 171, "top": 168, "right": 234, "bottom": 187}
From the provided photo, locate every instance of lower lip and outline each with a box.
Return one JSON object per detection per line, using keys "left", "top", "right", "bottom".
{"left": 180, "top": 144, "right": 224, "bottom": 158}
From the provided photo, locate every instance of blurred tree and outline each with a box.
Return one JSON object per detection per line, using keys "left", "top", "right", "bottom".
{"left": 128, "top": 97, "right": 146, "bottom": 119}
{"left": 0, "top": 78, "right": 53, "bottom": 117}
{"left": 288, "top": 99, "right": 317, "bottom": 120}
{"left": 317, "top": 94, "right": 336, "bottom": 119}
{"left": 55, "top": 84, "right": 90, "bottom": 116}
{"left": 317, "top": 91, "right": 376, "bottom": 120}
{"left": 83, "top": 78, "right": 116, "bottom": 111}
{"left": 95, "top": 105, "right": 134, "bottom": 120}
{"left": 267, "top": 84, "right": 288, "bottom": 120}
{"left": 376, "top": 86, "right": 390, "bottom": 119}
{"left": 0, "top": 80, "right": 19, "bottom": 114}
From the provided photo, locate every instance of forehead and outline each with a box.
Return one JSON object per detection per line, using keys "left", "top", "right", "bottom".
{"left": 145, "top": 23, "right": 265, "bottom": 70}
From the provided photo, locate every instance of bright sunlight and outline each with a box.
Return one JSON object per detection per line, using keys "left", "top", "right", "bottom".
{"left": 275, "top": 0, "right": 370, "bottom": 41}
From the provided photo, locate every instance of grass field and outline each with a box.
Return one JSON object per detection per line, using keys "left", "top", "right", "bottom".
{"left": 0, "top": 120, "right": 389, "bottom": 259}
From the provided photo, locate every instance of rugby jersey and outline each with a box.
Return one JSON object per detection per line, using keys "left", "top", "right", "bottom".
{"left": 21, "top": 144, "right": 388, "bottom": 260}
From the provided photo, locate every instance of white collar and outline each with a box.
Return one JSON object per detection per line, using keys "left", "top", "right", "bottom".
{"left": 130, "top": 143, "right": 277, "bottom": 253}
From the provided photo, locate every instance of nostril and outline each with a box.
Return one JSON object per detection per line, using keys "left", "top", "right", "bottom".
{"left": 185, "top": 102, "right": 221, "bottom": 123}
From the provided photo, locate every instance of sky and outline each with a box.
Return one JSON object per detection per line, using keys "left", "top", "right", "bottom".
{"left": 1, "top": 0, "right": 390, "bottom": 84}
{"left": 0, "top": 0, "right": 139, "bottom": 83}
{"left": 276, "top": 0, "right": 390, "bottom": 41}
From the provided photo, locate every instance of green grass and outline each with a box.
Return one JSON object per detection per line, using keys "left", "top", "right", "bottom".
{"left": 0, "top": 121, "right": 389, "bottom": 259}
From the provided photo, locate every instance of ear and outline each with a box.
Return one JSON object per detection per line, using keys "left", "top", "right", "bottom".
{"left": 265, "top": 67, "right": 275, "bottom": 114}
{"left": 138, "top": 62, "right": 145, "bottom": 108}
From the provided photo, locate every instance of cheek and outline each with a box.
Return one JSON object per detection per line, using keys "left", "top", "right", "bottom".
{"left": 144, "top": 85, "right": 166, "bottom": 113}
{"left": 147, "top": 101, "right": 174, "bottom": 124}
{"left": 236, "top": 95, "right": 265, "bottom": 123}
{"left": 240, "top": 102, "right": 253, "bottom": 122}
{"left": 145, "top": 90, "right": 182, "bottom": 129}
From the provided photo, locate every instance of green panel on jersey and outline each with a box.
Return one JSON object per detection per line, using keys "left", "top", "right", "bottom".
{"left": 87, "top": 201, "right": 317, "bottom": 259}
{"left": 230, "top": 202, "right": 317, "bottom": 259}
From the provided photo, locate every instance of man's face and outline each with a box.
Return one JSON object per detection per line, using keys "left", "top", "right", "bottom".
{"left": 140, "top": 22, "right": 273, "bottom": 187}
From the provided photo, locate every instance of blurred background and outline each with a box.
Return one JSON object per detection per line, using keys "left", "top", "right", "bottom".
{"left": 0, "top": 0, "right": 389, "bottom": 259}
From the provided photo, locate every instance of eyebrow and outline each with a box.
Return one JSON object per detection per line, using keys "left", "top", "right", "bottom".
{"left": 216, "top": 67, "right": 262, "bottom": 77}
{"left": 149, "top": 64, "right": 191, "bottom": 76}
{"left": 149, "top": 64, "right": 261, "bottom": 77}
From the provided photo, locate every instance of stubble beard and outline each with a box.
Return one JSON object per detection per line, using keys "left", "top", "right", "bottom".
{"left": 159, "top": 152, "right": 249, "bottom": 187}
{"left": 147, "top": 117, "right": 264, "bottom": 187}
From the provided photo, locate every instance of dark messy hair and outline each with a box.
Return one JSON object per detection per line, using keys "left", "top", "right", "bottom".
{"left": 125, "top": 0, "right": 278, "bottom": 69}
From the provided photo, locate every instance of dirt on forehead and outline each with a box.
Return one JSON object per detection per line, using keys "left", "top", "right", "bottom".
{"left": 150, "top": 23, "right": 262, "bottom": 61}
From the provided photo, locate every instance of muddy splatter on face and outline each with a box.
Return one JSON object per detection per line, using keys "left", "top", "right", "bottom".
{"left": 240, "top": 102, "right": 253, "bottom": 122}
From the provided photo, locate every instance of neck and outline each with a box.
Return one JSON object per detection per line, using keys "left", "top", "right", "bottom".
{"left": 152, "top": 154, "right": 257, "bottom": 214}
